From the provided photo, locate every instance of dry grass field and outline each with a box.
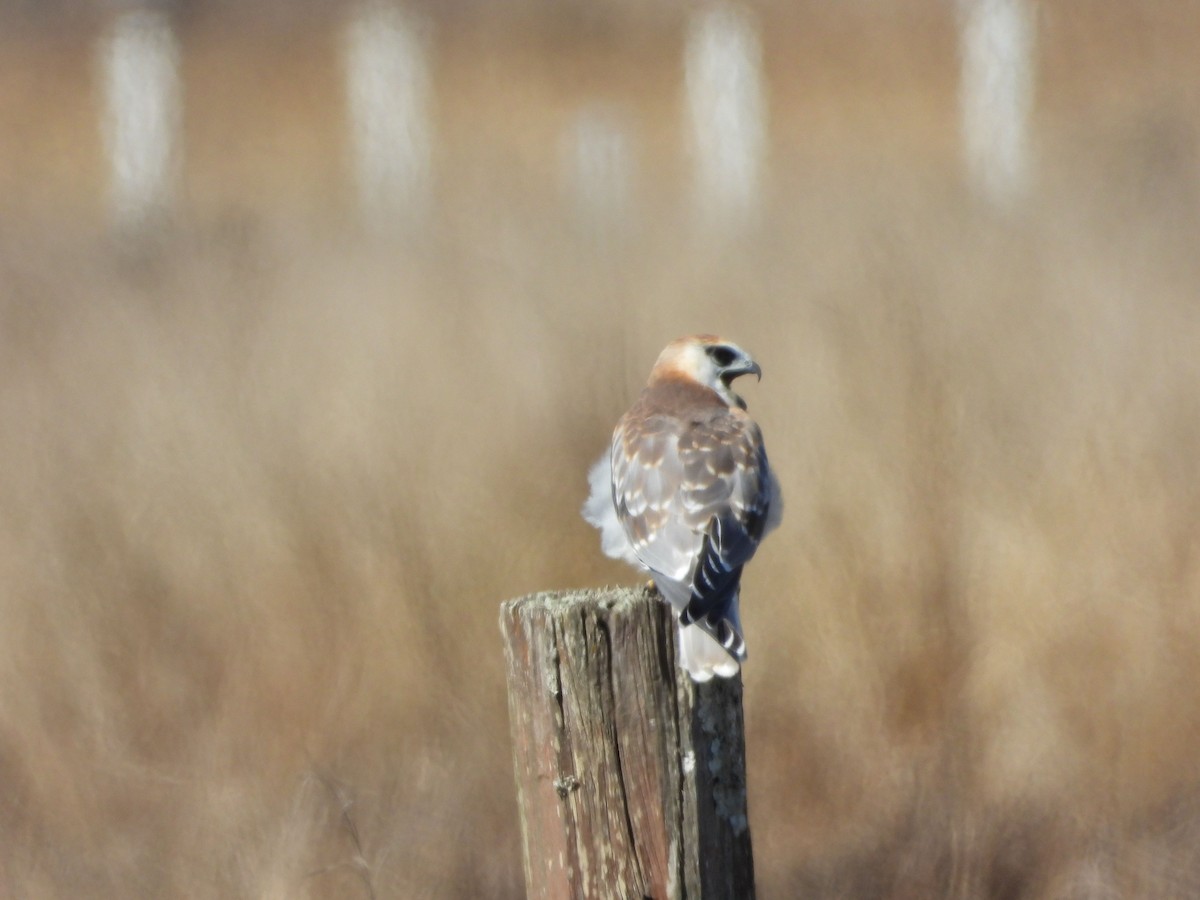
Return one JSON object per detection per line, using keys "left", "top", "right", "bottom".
{"left": 1, "top": 2, "right": 1200, "bottom": 897}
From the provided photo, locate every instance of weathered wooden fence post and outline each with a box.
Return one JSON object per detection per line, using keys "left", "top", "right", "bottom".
{"left": 500, "top": 586, "right": 755, "bottom": 899}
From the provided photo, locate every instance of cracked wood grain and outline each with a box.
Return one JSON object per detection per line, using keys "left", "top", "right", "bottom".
{"left": 500, "top": 586, "right": 755, "bottom": 899}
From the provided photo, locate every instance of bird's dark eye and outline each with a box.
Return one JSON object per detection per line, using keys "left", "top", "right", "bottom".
{"left": 708, "top": 346, "right": 737, "bottom": 367}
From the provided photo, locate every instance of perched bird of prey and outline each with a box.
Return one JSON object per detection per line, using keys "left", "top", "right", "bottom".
{"left": 583, "top": 335, "right": 782, "bottom": 681}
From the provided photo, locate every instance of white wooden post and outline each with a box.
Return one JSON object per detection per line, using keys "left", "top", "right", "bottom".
{"left": 343, "top": 2, "right": 432, "bottom": 229}
{"left": 958, "top": 0, "right": 1036, "bottom": 207}
{"left": 562, "top": 106, "right": 632, "bottom": 235}
{"left": 684, "top": 3, "right": 766, "bottom": 230}
{"left": 98, "top": 6, "right": 182, "bottom": 230}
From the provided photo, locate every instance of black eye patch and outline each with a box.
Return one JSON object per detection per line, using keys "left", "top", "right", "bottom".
{"left": 708, "top": 346, "right": 737, "bottom": 367}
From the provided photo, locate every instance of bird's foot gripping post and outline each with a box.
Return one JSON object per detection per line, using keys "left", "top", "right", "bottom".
{"left": 499, "top": 586, "right": 755, "bottom": 899}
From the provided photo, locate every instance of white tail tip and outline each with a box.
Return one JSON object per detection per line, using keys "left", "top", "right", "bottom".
{"left": 678, "top": 622, "right": 741, "bottom": 682}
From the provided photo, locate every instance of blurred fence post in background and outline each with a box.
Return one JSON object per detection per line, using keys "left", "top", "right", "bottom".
{"left": 957, "top": 0, "right": 1036, "bottom": 207}
{"left": 97, "top": 5, "right": 182, "bottom": 232}
{"left": 500, "top": 587, "right": 755, "bottom": 899}
{"left": 684, "top": 3, "right": 766, "bottom": 232}
{"left": 343, "top": 2, "right": 432, "bottom": 230}
{"left": 561, "top": 106, "right": 633, "bottom": 239}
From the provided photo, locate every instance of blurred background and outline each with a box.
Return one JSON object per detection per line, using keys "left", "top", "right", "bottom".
{"left": 2, "top": 0, "right": 1199, "bottom": 896}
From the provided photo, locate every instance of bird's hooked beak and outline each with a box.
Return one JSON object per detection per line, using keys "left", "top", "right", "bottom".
{"left": 720, "top": 357, "right": 762, "bottom": 386}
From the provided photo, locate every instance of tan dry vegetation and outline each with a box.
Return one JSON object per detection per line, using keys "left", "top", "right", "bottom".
{"left": 2, "top": 3, "right": 1200, "bottom": 898}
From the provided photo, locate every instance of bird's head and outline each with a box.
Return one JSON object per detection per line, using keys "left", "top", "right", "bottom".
{"left": 650, "top": 334, "right": 762, "bottom": 409}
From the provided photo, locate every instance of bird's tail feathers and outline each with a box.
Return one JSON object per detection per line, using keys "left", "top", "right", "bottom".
{"left": 650, "top": 576, "right": 746, "bottom": 681}
{"left": 677, "top": 618, "right": 745, "bottom": 682}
